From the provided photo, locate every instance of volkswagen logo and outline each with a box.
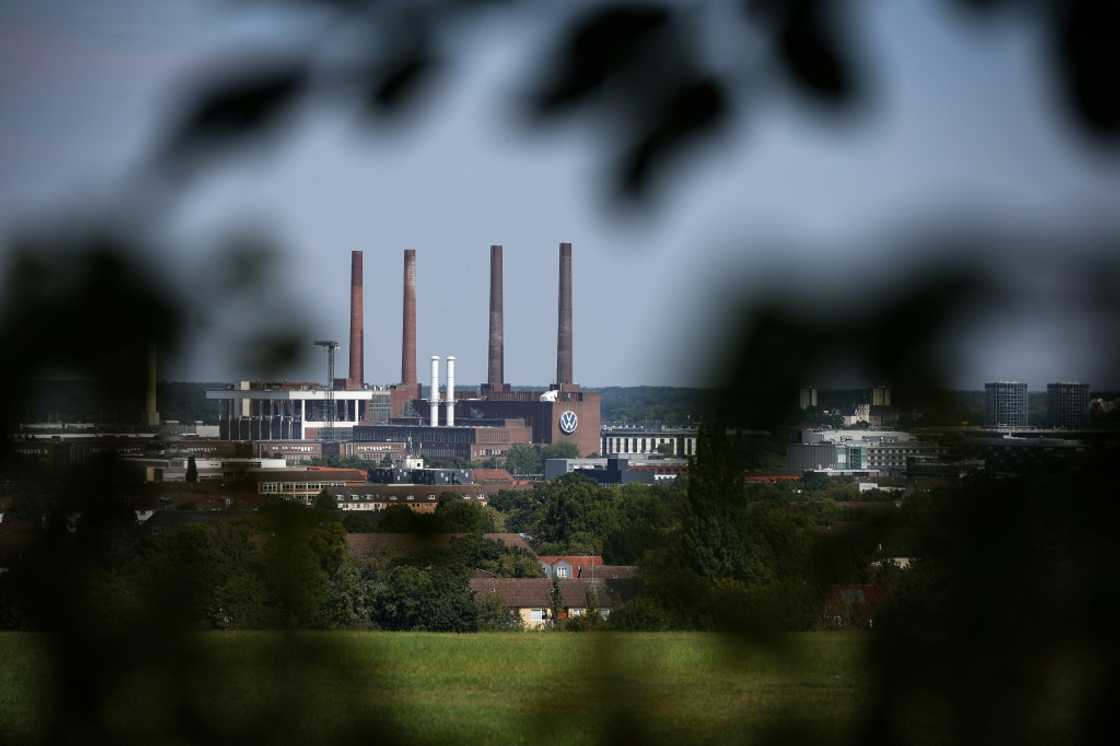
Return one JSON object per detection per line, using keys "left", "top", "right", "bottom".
{"left": 559, "top": 410, "right": 579, "bottom": 434}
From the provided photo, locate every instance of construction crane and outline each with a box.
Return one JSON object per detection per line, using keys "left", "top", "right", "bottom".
{"left": 313, "top": 340, "right": 340, "bottom": 441}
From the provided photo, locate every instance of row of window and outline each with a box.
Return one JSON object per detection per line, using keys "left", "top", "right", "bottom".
{"left": 601, "top": 437, "right": 697, "bottom": 456}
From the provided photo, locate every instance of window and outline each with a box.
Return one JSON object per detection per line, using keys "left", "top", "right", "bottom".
{"left": 556, "top": 565, "right": 570, "bottom": 578}
{"left": 529, "top": 609, "right": 547, "bottom": 622}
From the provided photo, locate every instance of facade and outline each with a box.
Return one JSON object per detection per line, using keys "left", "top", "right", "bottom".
{"left": 600, "top": 428, "right": 698, "bottom": 458}
{"left": 207, "top": 382, "right": 393, "bottom": 441}
{"left": 451, "top": 388, "right": 602, "bottom": 457}
{"left": 127, "top": 456, "right": 287, "bottom": 483}
{"left": 789, "top": 430, "right": 943, "bottom": 473}
{"left": 543, "top": 457, "right": 658, "bottom": 484}
{"left": 352, "top": 419, "right": 532, "bottom": 461}
{"left": 1046, "top": 382, "right": 1090, "bottom": 428}
{"left": 254, "top": 468, "right": 368, "bottom": 504}
{"left": 984, "top": 381, "right": 1029, "bottom": 427}
{"left": 468, "top": 577, "right": 618, "bottom": 629}
{"left": 328, "top": 484, "right": 489, "bottom": 512}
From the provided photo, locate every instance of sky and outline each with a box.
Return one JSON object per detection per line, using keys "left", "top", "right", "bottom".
{"left": 2, "top": 0, "right": 1118, "bottom": 389}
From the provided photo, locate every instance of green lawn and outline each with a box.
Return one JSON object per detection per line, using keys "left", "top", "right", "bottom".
{"left": 0, "top": 632, "right": 870, "bottom": 745}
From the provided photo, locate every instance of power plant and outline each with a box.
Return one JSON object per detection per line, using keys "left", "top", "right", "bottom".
{"left": 206, "top": 242, "right": 601, "bottom": 458}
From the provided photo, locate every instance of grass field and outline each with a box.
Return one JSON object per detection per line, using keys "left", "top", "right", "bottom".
{"left": 0, "top": 632, "right": 870, "bottom": 745}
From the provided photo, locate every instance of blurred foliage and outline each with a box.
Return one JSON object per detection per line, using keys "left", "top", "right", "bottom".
{"left": 2, "top": 0, "right": 1120, "bottom": 744}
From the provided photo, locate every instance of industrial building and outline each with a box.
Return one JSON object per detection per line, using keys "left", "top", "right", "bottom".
{"left": 984, "top": 381, "right": 1030, "bottom": 428}
{"left": 386, "top": 242, "right": 601, "bottom": 457}
{"left": 1047, "top": 382, "right": 1090, "bottom": 428}
{"left": 600, "top": 428, "right": 698, "bottom": 458}
{"left": 543, "top": 457, "right": 660, "bottom": 484}
{"left": 205, "top": 240, "right": 602, "bottom": 460}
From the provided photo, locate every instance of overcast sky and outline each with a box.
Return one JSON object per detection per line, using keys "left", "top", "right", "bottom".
{"left": 2, "top": 0, "right": 1118, "bottom": 389}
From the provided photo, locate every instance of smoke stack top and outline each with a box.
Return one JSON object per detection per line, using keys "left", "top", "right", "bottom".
{"left": 348, "top": 250, "right": 363, "bottom": 389}
{"left": 488, "top": 245, "right": 504, "bottom": 388}
{"left": 556, "top": 242, "right": 573, "bottom": 385}
{"left": 402, "top": 249, "right": 417, "bottom": 385}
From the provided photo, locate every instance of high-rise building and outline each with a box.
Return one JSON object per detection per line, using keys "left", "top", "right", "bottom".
{"left": 871, "top": 386, "right": 891, "bottom": 407}
{"left": 984, "top": 381, "right": 1029, "bottom": 427}
{"left": 1046, "top": 382, "right": 1090, "bottom": 428}
{"left": 799, "top": 387, "right": 818, "bottom": 410}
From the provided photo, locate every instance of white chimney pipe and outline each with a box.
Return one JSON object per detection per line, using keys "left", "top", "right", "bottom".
{"left": 430, "top": 355, "right": 441, "bottom": 427}
{"left": 446, "top": 355, "right": 456, "bottom": 427}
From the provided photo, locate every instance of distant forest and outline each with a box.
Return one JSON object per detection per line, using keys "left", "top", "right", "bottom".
{"left": 17, "top": 381, "right": 1118, "bottom": 428}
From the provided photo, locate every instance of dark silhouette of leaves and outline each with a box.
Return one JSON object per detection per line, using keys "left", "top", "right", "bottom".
{"left": 617, "top": 76, "right": 729, "bottom": 198}
{"left": 527, "top": 4, "right": 672, "bottom": 117}
{"left": 1051, "top": 0, "right": 1120, "bottom": 140}
{"left": 749, "top": 0, "right": 858, "bottom": 106}
{"left": 364, "top": 49, "right": 440, "bottom": 115}
{"left": 161, "top": 59, "right": 309, "bottom": 162}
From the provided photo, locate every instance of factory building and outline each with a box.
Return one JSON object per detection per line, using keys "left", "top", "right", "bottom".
{"left": 207, "top": 383, "right": 392, "bottom": 440}
{"left": 413, "top": 243, "right": 601, "bottom": 456}
{"left": 205, "top": 240, "right": 601, "bottom": 459}
{"left": 352, "top": 419, "right": 532, "bottom": 461}
{"left": 600, "top": 428, "right": 698, "bottom": 457}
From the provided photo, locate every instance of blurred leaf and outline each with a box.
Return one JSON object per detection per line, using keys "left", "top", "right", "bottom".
{"left": 776, "top": 2, "right": 856, "bottom": 105}
{"left": 617, "top": 75, "right": 729, "bottom": 198}
{"left": 527, "top": 3, "right": 671, "bottom": 117}
{"left": 162, "top": 59, "right": 309, "bottom": 160}
{"left": 365, "top": 50, "right": 440, "bottom": 115}
{"left": 1052, "top": 0, "right": 1120, "bottom": 141}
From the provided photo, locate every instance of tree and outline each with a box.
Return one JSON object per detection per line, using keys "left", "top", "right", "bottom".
{"left": 378, "top": 453, "right": 393, "bottom": 467}
{"left": 185, "top": 456, "right": 198, "bottom": 483}
{"left": 677, "top": 426, "right": 749, "bottom": 579}
{"left": 314, "top": 489, "right": 338, "bottom": 512}
{"left": 540, "top": 442, "right": 580, "bottom": 461}
{"left": 369, "top": 565, "right": 478, "bottom": 632}
{"left": 434, "top": 498, "right": 496, "bottom": 533}
{"left": 504, "top": 443, "right": 542, "bottom": 476}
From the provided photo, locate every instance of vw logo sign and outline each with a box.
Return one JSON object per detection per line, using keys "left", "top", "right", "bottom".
{"left": 559, "top": 410, "right": 579, "bottom": 434}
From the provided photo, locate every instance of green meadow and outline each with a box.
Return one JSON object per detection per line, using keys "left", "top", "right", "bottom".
{"left": 0, "top": 632, "right": 870, "bottom": 745}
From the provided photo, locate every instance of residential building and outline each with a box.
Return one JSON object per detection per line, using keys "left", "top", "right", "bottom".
{"left": 538, "top": 555, "right": 604, "bottom": 579}
{"left": 468, "top": 577, "right": 621, "bottom": 628}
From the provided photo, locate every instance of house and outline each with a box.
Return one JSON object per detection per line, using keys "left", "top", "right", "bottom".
{"left": 538, "top": 555, "right": 603, "bottom": 579}
{"left": 469, "top": 577, "right": 619, "bottom": 629}
{"left": 822, "top": 584, "right": 885, "bottom": 629}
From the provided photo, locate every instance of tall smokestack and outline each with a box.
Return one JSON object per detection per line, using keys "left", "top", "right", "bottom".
{"left": 446, "top": 355, "right": 456, "bottom": 427}
{"left": 429, "top": 355, "right": 440, "bottom": 427}
{"left": 556, "top": 242, "right": 573, "bottom": 385}
{"left": 487, "top": 245, "right": 504, "bottom": 388}
{"left": 402, "top": 249, "right": 417, "bottom": 385}
{"left": 348, "top": 250, "right": 363, "bottom": 389}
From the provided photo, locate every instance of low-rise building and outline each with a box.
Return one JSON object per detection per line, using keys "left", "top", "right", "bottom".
{"left": 326, "top": 484, "right": 489, "bottom": 512}
{"left": 543, "top": 457, "right": 659, "bottom": 484}
{"left": 469, "top": 577, "right": 620, "bottom": 629}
